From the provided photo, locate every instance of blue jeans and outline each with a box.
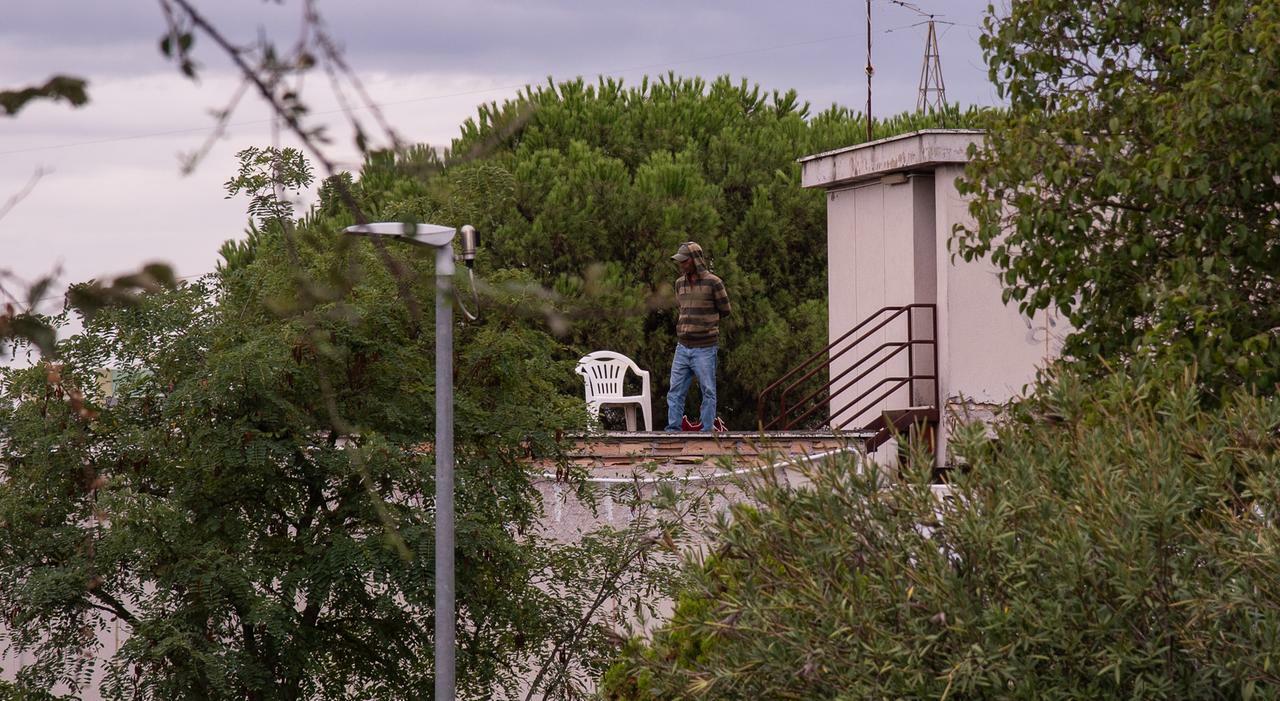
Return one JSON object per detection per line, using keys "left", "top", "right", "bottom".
{"left": 665, "top": 344, "right": 717, "bottom": 431}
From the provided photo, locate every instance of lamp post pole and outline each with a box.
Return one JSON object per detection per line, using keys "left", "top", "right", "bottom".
{"left": 432, "top": 242, "right": 456, "bottom": 701}
{"left": 343, "top": 223, "right": 458, "bottom": 701}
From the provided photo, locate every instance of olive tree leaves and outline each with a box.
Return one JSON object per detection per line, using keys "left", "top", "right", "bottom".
{"left": 955, "top": 0, "right": 1280, "bottom": 397}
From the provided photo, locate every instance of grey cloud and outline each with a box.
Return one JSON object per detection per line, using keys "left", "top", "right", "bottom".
{"left": 0, "top": 0, "right": 1002, "bottom": 329}
{"left": 4, "top": 0, "right": 1000, "bottom": 114}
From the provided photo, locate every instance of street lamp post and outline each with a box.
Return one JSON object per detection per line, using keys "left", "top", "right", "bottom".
{"left": 343, "top": 222, "right": 460, "bottom": 701}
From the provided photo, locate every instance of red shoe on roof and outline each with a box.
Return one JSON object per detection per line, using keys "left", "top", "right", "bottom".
{"left": 682, "top": 415, "right": 729, "bottom": 432}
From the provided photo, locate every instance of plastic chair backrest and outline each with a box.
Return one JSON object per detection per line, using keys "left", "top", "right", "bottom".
{"left": 575, "top": 351, "right": 641, "bottom": 400}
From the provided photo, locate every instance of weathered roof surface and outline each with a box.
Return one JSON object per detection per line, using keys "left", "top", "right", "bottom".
{"left": 531, "top": 431, "right": 866, "bottom": 479}
{"left": 799, "top": 129, "right": 984, "bottom": 190}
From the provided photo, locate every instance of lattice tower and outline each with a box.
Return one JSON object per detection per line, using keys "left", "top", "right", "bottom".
{"left": 916, "top": 19, "right": 947, "bottom": 114}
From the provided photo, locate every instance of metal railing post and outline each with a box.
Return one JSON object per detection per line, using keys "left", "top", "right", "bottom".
{"left": 931, "top": 304, "right": 940, "bottom": 412}
{"left": 907, "top": 307, "right": 916, "bottom": 407}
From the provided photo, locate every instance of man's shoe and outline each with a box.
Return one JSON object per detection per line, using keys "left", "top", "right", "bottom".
{"left": 682, "top": 415, "right": 728, "bottom": 431}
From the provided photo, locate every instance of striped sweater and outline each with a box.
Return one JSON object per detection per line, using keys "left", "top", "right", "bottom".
{"left": 674, "top": 243, "right": 731, "bottom": 348}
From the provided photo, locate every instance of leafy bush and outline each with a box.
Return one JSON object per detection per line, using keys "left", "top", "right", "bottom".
{"left": 602, "top": 363, "right": 1280, "bottom": 699}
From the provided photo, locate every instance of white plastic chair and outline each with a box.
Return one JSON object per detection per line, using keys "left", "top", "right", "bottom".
{"left": 574, "top": 351, "right": 653, "bottom": 432}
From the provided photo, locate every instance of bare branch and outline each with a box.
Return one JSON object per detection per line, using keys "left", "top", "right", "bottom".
{"left": 0, "top": 167, "right": 48, "bottom": 222}
{"left": 179, "top": 78, "right": 251, "bottom": 175}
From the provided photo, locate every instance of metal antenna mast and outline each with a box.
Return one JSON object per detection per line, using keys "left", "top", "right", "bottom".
{"left": 916, "top": 18, "right": 947, "bottom": 115}
{"left": 865, "top": 0, "right": 874, "bottom": 141}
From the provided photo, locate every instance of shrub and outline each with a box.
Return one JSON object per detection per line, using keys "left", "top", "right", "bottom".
{"left": 602, "top": 363, "right": 1280, "bottom": 699}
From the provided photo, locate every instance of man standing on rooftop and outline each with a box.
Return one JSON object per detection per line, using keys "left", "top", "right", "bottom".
{"left": 665, "top": 241, "right": 732, "bottom": 432}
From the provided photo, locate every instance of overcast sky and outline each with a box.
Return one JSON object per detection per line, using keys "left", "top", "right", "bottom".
{"left": 2, "top": 0, "right": 1001, "bottom": 323}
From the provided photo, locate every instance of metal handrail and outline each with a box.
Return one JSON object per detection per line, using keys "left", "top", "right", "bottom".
{"left": 760, "top": 305, "right": 910, "bottom": 404}
{"left": 758, "top": 305, "right": 912, "bottom": 429}
{"left": 831, "top": 375, "right": 934, "bottom": 430}
{"left": 777, "top": 318, "right": 910, "bottom": 411}
{"left": 769, "top": 341, "right": 906, "bottom": 431}
{"left": 786, "top": 339, "right": 934, "bottom": 424}
{"left": 757, "top": 303, "right": 938, "bottom": 431}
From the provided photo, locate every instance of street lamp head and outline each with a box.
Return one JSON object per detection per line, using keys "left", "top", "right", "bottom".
{"left": 343, "top": 222, "right": 456, "bottom": 248}
{"left": 459, "top": 225, "right": 478, "bottom": 267}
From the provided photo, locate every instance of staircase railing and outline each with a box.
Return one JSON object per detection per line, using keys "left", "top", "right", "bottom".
{"left": 757, "top": 304, "right": 938, "bottom": 431}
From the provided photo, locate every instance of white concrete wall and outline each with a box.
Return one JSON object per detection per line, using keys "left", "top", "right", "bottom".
{"left": 931, "top": 164, "right": 1064, "bottom": 460}
{"left": 910, "top": 175, "right": 938, "bottom": 407}
{"left": 826, "top": 175, "right": 935, "bottom": 430}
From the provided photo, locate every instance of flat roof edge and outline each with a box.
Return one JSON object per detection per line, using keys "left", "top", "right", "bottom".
{"left": 797, "top": 128, "right": 985, "bottom": 164}
{"left": 798, "top": 128, "right": 985, "bottom": 190}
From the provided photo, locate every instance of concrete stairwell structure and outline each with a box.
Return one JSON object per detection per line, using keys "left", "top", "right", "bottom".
{"left": 798, "top": 129, "right": 1065, "bottom": 466}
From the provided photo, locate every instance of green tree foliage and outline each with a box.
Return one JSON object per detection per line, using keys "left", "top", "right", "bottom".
{"left": 361, "top": 74, "right": 982, "bottom": 427}
{"left": 0, "top": 680, "right": 61, "bottom": 701}
{"left": 0, "top": 146, "right": 697, "bottom": 699}
{"left": 0, "top": 280, "right": 551, "bottom": 698}
{"left": 601, "top": 363, "right": 1280, "bottom": 699}
{"left": 955, "top": 0, "right": 1280, "bottom": 397}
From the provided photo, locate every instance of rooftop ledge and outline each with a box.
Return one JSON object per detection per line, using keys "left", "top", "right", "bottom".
{"left": 798, "top": 128, "right": 985, "bottom": 190}
{"left": 530, "top": 430, "right": 872, "bottom": 475}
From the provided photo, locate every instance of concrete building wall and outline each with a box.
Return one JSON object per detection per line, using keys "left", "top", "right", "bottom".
{"left": 825, "top": 175, "right": 935, "bottom": 430}
{"left": 910, "top": 175, "right": 938, "bottom": 407}
{"left": 931, "top": 164, "right": 1063, "bottom": 460}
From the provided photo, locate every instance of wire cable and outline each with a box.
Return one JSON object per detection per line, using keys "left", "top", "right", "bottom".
{"left": 456, "top": 267, "right": 479, "bottom": 322}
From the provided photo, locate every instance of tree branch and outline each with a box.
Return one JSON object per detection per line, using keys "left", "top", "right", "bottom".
{"left": 86, "top": 588, "right": 140, "bottom": 628}
{"left": 165, "top": 0, "right": 424, "bottom": 331}
{"left": 0, "top": 168, "right": 47, "bottom": 222}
